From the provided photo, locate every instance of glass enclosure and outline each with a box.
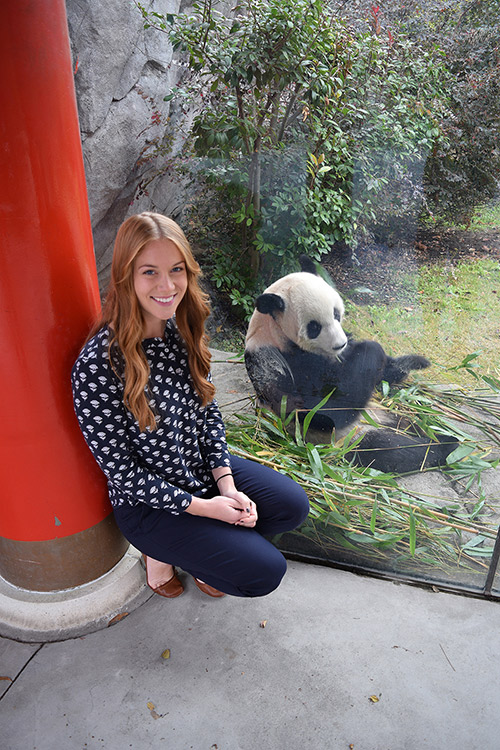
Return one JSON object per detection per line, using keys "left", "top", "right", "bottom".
{"left": 141, "top": 0, "right": 500, "bottom": 598}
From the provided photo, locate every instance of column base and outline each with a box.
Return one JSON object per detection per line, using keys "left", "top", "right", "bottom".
{"left": 0, "top": 545, "right": 152, "bottom": 642}
{"left": 0, "top": 514, "right": 129, "bottom": 591}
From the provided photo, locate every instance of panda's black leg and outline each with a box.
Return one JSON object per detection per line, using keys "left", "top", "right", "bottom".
{"left": 347, "top": 428, "right": 458, "bottom": 473}
{"left": 245, "top": 347, "right": 297, "bottom": 412}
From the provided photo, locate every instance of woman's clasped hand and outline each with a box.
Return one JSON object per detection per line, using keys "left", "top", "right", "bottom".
{"left": 187, "top": 492, "right": 258, "bottom": 527}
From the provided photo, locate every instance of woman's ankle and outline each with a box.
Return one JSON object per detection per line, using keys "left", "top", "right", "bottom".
{"left": 144, "top": 555, "right": 174, "bottom": 588}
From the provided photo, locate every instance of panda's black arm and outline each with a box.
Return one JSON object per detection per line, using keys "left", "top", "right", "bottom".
{"left": 244, "top": 347, "right": 300, "bottom": 410}
{"left": 342, "top": 334, "right": 429, "bottom": 384}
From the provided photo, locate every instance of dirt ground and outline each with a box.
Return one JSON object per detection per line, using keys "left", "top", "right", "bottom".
{"left": 323, "top": 227, "right": 500, "bottom": 305}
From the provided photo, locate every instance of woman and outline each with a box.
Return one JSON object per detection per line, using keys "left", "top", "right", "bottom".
{"left": 71, "top": 212, "right": 309, "bottom": 598}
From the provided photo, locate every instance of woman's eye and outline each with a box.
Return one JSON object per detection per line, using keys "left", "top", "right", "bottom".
{"left": 143, "top": 269, "right": 156, "bottom": 275}
{"left": 172, "top": 265, "right": 184, "bottom": 273}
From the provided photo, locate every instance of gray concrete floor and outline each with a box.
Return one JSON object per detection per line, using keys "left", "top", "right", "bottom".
{"left": 2, "top": 561, "right": 500, "bottom": 750}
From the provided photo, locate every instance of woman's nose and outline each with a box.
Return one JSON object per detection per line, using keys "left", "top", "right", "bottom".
{"left": 157, "top": 273, "right": 175, "bottom": 291}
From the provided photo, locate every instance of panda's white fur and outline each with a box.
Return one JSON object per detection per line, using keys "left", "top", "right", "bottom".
{"left": 246, "top": 272, "right": 348, "bottom": 360}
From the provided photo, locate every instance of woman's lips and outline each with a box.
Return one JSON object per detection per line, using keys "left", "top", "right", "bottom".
{"left": 151, "top": 295, "right": 175, "bottom": 305}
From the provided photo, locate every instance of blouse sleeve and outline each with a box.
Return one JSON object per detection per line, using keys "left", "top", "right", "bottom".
{"left": 71, "top": 349, "right": 193, "bottom": 514}
{"left": 198, "top": 381, "right": 232, "bottom": 470}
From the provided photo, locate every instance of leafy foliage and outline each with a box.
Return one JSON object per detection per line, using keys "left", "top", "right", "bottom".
{"left": 137, "top": 0, "right": 450, "bottom": 304}
{"left": 349, "top": 0, "right": 500, "bottom": 227}
{"left": 425, "top": 1, "right": 500, "bottom": 226}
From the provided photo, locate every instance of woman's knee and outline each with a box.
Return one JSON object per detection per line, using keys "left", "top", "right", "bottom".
{"left": 286, "top": 484, "right": 310, "bottom": 526}
{"left": 271, "top": 478, "right": 310, "bottom": 530}
{"left": 239, "top": 549, "right": 287, "bottom": 598}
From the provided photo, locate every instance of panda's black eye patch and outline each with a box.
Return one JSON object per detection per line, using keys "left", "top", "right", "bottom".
{"left": 307, "top": 320, "right": 322, "bottom": 339}
{"left": 334, "top": 308, "right": 342, "bottom": 322}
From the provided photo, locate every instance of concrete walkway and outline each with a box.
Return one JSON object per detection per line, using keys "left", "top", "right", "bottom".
{"left": 2, "top": 350, "right": 500, "bottom": 749}
{"left": 2, "top": 563, "right": 500, "bottom": 749}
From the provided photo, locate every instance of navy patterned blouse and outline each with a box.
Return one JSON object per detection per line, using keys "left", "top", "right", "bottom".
{"left": 71, "top": 320, "right": 231, "bottom": 513}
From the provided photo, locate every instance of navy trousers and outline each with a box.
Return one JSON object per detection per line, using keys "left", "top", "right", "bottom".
{"left": 113, "top": 455, "right": 309, "bottom": 598}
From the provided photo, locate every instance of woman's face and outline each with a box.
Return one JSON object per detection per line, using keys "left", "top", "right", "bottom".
{"left": 133, "top": 238, "right": 188, "bottom": 338}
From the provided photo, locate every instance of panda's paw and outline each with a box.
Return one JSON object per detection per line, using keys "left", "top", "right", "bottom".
{"left": 396, "top": 354, "right": 430, "bottom": 371}
{"left": 382, "top": 354, "right": 430, "bottom": 384}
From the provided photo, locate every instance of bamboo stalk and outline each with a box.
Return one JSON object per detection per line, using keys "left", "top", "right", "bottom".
{"left": 232, "top": 441, "right": 496, "bottom": 538}
{"left": 318, "top": 490, "right": 496, "bottom": 537}
{"left": 226, "top": 381, "right": 500, "bottom": 572}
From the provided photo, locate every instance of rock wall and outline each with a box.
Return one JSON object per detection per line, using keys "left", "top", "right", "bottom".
{"left": 66, "top": 0, "right": 192, "bottom": 288}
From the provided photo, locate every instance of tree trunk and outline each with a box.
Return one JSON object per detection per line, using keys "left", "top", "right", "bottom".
{"left": 243, "top": 149, "right": 261, "bottom": 277}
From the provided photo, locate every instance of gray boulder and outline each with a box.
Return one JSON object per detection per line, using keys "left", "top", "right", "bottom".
{"left": 67, "top": 0, "right": 188, "bottom": 287}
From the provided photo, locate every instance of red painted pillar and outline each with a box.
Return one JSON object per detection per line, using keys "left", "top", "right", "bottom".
{"left": 0, "top": 0, "right": 128, "bottom": 590}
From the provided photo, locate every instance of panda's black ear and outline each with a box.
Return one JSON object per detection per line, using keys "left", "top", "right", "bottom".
{"left": 299, "top": 254, "right": 337, "bottom": 289}
{"left": 299, "top": 255, "right": 318, "bottom": 275}
{"left": 256, "top": 293, "right": 285, "bottom": 317}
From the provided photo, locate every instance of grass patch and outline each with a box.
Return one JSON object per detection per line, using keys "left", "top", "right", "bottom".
{"left": 423, "top": 199, "right": 500, "bottom": 232}
{"left": 470, "top": 200, "right": 500, "bottom": 230}
{"left": 345, "top": 257, "right": 500, "bottom": 385}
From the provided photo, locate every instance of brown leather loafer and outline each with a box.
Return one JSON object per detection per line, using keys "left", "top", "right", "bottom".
{"left": 193, "top": 577, "right": 226, "bottom": 597}
{"left": 142, "top": 555, "right": 184, "bottom": 598}
{"left": 151, "top": 572, "right": 184, "bottom": 598}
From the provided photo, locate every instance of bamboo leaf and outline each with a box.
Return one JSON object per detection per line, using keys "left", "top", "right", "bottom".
{"left": 409, "top": 509, "right": 416, "bottom": 556}
{"left": 446, "top": 444, "right": 475, "bottom": 464}
{"left": 306, "top": 443, "right": 325, "bottom": 480}
{"left": 326, "top": 509, "right": 351, "bottom": 527}
{"left": 294, "top": 412, "right": 304, "bottom": 446}
{"left": 280, "top": 395, "right": 288, "bottom": 423}
{"left": 462, "top": 535, "right": 487, "bottom": 550}
{"left": 302, "top": 390, "right": 335, "bottom": 440}
{"left": 370, "top": 499, "right": 378, "bottom": 534}
{"left": 359, "top": 408, "right": 383, "bottom": 427}
{"left": 482, "top": 375, "right": 500, "bottom": 392}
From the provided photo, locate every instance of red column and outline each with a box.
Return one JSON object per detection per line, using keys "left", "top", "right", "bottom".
{"left": 0, "top": 0, "right": 127, "bottom": 590}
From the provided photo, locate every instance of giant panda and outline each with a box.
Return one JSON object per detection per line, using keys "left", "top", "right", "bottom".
{"left": 244, "top": 256, "right": 457, "bottom": 473}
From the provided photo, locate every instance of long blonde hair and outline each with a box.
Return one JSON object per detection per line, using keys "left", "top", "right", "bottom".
{"left": 89, "top": 212, "right": 215, "bottom": 430}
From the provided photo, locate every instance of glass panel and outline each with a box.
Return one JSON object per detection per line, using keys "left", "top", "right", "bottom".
{"left": 227, "top": 402, "right": 500, "bottom": 597}
{"left": 229, "top": 0, "right": 500, "bottom": 599}
{"left": 139, "top": 0, "right": 500, "bottom": 598}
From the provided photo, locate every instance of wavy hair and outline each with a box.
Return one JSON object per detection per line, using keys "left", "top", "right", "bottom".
{"left": 89, "top": 212, "right": 214, "bottom": 431}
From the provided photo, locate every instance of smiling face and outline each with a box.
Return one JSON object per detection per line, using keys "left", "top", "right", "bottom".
{"left": 133, "top": 238, "right": 188, "bottom": 337}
